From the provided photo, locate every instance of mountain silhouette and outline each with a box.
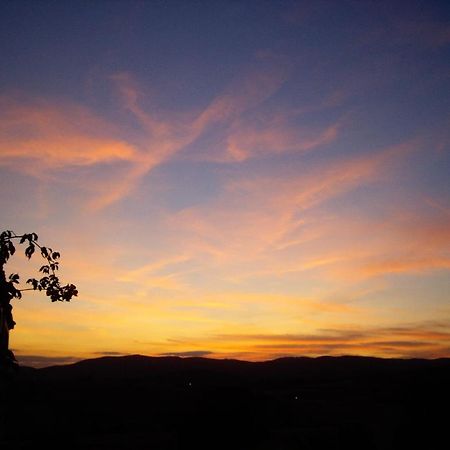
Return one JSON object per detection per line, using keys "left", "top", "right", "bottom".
{"left": 2, "top": 355, "right": 449, "bottom": 449}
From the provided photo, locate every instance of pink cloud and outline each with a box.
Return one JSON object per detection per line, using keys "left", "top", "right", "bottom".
{"left": 0, "top": 96, "right": 136, "bottom": 173}
{"left": 165, "top": 141, "right": 416, "bottom": 271}
{"left": 0, "top": 65, "right": 286, "bottom": 210}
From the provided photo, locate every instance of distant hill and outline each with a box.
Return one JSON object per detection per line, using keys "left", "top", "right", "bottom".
{"left": 21, "top": 353, "right": 450, "bottom": 384}
{"left": 4, "top": 355, "right": 450, "bottom": 450}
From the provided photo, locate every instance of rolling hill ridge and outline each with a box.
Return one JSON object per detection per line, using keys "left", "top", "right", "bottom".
{"left": 3, "top": 355, "right": 449, "bottom": 449}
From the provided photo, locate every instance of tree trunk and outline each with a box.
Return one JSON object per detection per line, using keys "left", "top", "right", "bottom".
{"left": 0, "top": 305, "right": 8, "bottom": 356}
{"left": 0, "top": 267, "right": 10, "bottom": 359}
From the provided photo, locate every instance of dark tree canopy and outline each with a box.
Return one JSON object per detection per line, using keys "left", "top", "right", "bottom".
{"left": 0, "top": 230, "right": 77, "bottom": 369}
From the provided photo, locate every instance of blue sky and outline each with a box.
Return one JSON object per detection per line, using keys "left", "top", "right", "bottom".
{"left": 1, "top": 0, "right": 450, "bottom": 366}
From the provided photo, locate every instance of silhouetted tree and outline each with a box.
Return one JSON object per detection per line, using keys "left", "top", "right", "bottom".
{"left": 0, "top": 230, "right": 77, "bottom": 369}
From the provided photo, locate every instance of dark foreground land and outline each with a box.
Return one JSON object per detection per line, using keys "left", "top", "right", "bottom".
{"left": 1, "top": 355, "right": 449, "bottom": 449}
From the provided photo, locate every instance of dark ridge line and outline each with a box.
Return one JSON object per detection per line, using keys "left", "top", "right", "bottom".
{"left": 21, "top": 353, "right": 450, "bottom": 371}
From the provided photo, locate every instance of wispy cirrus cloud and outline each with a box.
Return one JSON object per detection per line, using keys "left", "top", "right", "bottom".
{"left": 192, "top": 60, "right": 290, "bottom": 132}
{"left": 0, "top": 95, "right": 142, "bottom": 211}
{"left": 166, "top": 140, "right": 415, "bottom": 265}
{"left": 0, "top": 61, "right": 293, "bottom": 210}
{"left": 217, "top": 116, "right": 339, "bottom": 163}
{"left": 0, "top": 96, "right": 136, "bottom": 172}
{"left": 153, "top": 132, "right": 450, "bottom": 294}
{"left": 327, "top": 208, "right": 450, "bottom": 281}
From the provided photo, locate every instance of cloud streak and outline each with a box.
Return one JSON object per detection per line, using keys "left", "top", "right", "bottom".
{"left": 211, "top": 321, "right": 450, "bottom": 359}
{"left": 0, "top": 61, "right": 293, "bottom": 210}
{"left": 165, "top": 140, "right": 416, "bottom": 269}
{"left": 159, "top": 350, "right": 213, "bottom": 358}
{"left": 0, "top": 96, "right": 136, "bottom": 172}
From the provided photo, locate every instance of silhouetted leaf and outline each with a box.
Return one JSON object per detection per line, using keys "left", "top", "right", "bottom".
{"left": 25, "top": 244, "right": 35, "bottom": 259}
{"left": 39, "top": 265, "right": 50, "bottom": 274}
{"left": 9, "top": 273, "right": 20, "bottom": 284}
{"left": 27, "top": 278, "right": 39, "bottom": 290}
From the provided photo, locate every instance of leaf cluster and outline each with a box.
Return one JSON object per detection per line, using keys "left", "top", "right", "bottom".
{"left": 0, "top": 230, "right": 17, "bottom": 265}
{"left": 0, "top": 230, "right": 78, "bottom": 303}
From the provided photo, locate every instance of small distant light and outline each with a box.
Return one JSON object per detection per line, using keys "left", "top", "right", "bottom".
{"left": 294, "top": 396, "right": 299, "bottom": 400}
{"left": 188, "top": 382, "right": 192, "bottom": 386}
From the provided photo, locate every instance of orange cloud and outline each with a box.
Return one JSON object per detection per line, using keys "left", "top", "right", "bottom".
{"left": 326, "top": 209, "right": 450, "bottom": 281}
{"left": 0, "top": 60, "right": 334, "bottom": 211}
{"left": 358, "top": 257, "right": 450, "bottom": 278}
{"left": 159, "top": 135, "right": 450, "bottom": 292}
{"left": 0, "top": 95, "right": 145, "bottom": 211}
{"left": 211, "top": 321, "right": 450, "bottom": 359}
{"left": 0, "top": 96, "right": 136, "bottom": 172}
{"left": 166, "top": 140, "right": 415, "bottom": 270}
{"left": 224, "top": 119, "right": 339, "bottom": 162}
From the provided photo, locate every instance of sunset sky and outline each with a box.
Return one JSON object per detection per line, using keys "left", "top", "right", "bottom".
{"left": 1, "top": 0, "right": 450, "bottom": 367}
